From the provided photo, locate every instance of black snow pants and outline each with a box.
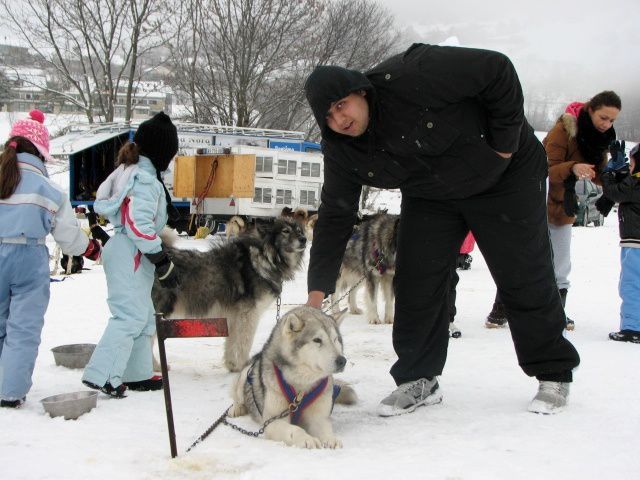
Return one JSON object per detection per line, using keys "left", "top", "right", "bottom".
{"left": 390, "top": 140, "right": 580, "bottom": 385}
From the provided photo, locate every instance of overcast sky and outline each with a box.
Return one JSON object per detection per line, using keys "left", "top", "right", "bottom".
{"left": 379, "top": 0, "right": 639, "bottom": 102}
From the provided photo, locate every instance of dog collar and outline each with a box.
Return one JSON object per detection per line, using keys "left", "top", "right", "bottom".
{"left": 273, "top": 365, "right": 328, "bottom": 425}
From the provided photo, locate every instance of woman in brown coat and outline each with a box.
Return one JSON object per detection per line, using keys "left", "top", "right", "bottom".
{"left": 545, "top": 90, "right": 621, "bottom": 329}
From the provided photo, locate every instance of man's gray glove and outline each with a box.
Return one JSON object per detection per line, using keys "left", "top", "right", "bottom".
{"left": 145, "top": 248, "right": 180, "bottom": 289}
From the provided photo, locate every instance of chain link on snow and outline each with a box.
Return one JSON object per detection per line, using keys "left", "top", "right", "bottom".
{"left": 186, "top": 397, "right": 302, "bottom": 452}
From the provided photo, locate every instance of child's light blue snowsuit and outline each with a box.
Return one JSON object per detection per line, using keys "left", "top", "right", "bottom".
{"left": 0, "top": 153, "right": 88, "bottom": 401}
{"left": 82, "top": 156, "right": 167, "bottom": 388}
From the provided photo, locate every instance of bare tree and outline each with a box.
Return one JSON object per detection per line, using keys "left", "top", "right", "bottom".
{"left": 0, "top": 0, "right": 168, "bottom": 123}
{"left": 164, "top": 0, "right": 206, "bottom": 122}
{"left": 259, "top": 0, "right": 402, "bottom": 134}
{"left": 0, "top": 71, "right": 12, "bottom": 110}
{"left": 165, "top": 0, "right": 401, "bottom": 130}
{"left": 165, "top": 0, "right": 322, "bottom": 126}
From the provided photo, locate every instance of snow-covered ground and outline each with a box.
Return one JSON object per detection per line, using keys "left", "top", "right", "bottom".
{"left": 2, "top": 112, "right": 639, "bottom": 479}
{"left": 2, "top": 208, "right": 639, "bottom": 480}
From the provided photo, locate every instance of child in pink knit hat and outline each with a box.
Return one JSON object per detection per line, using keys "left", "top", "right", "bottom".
{"left": 0, "top": 110, "right": 101, "bottom": 408}
{"left": 8, "top": 109, "right": 53, "bottom": 162}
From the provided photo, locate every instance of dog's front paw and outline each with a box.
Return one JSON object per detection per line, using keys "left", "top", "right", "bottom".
{"left": 224, "top": 359, "right": 242, "bottom": 372}
{"left": 335, "top": 384, "right": 358, "bottom": 405}
{"left": 290, "top": 431, "right": 323, "bottom": 449}
{"left": 227, "top": 403, "right": 248, "bottom": 418}
{"left": 320, "top": 435, "right": 343, "bottom": 449}
{"left": 349, "top": 307, "right": 363, "bottom": 315}
{"left": 383, "top": 315, "right": 394, "bottom": 324}
{"left": 367, "top": 316, "right": 382, "bottom": 325}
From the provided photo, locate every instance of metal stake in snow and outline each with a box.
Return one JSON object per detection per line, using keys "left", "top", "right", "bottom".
{"left": 155, "top": 313, "right": 228, "bottom": 458}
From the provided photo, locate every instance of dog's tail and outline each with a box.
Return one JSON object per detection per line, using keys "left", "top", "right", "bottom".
{"left": 160, "top": 227, "right": 179, "bottom": 247}
{"left": 334, "top": 379, "right": 358, "bottom": 405}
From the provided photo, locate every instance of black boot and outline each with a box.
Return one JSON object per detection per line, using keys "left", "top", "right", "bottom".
{"left": 124, "top": 376, "right": 163, "bottom": 391}
{"left": 1, "top": 397, "right": 25, "bottom": 408}
{"left": 83, "top": 380, "right": 127, "bottom": 398}
{"left": 609, "top": 330, "right": 640, "bottom": 343}
{"left": 485, "top": 301, "right": 508, "bottom": 328}
{"left": 456, "top": 253, "right": 473, "bottom": 270}
{"left": 559, "top": 288, "right": 575, "bottom": 331}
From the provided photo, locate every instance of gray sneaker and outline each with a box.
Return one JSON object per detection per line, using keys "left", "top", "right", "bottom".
{"left": 527, "top": 381, "right": 570, "bottom": 414}
{"left": 377, "top": 377, "right": 443, "bottom": 417}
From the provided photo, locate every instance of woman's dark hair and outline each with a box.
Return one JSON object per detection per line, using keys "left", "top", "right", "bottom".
{"left": 0, "top": 137, "right": 42, "bottom": 199}
{"left": 116, "top": 141, "right": 140, "bottom": 166}
{"left": 586, "top": 91, "right": 622, "bottom": 112}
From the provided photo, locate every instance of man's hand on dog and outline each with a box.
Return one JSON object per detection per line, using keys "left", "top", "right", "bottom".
{"left": 306, "top": 291, "right": 325, "bottom": 309}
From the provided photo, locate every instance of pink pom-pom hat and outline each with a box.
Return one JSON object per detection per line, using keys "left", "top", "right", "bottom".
{"left": 8, "top": 109, "right": 52, "bottom": 161}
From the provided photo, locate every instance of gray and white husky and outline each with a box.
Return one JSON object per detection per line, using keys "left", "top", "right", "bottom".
{"left": 151, "top": 217, "right": 307, "bottom": 372}
{"left": 331, "top": 214, "right": 399, "bottom": 324}
{"left": 229, "top": 306, "right": 357, "bottom": 448}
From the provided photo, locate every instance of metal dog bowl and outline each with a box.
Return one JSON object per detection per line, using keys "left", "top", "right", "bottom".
{"left": 41, "top": 391, "right": 98, "bottom": 420}
{"left": 51, "top": 343, "right": 96, "bottom": 369}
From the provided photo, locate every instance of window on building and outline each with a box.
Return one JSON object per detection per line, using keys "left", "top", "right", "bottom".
{"left": 255, "top": 156, "right": 274, "bottom": 174}
{"left": 277, "top": 159, "right": 296, "bottom": 175}
{"left": 299, "top": 190, "right": 317, "bottom": 206}
{"left": 275, "top": 189, "right": 293, "bottom": 205}
{"left": 301, "top": 162, "right": 321, "bottom": 177}
{"left": 254, "top": 187, "right": 272, "bottom": 204}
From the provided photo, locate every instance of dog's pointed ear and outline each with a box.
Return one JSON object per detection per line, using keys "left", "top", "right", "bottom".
{"left": 286, "top": 312, "right": 305, "bottom": 333}
{"left": 332, "top": 308, "right": 348, "bottom": 326}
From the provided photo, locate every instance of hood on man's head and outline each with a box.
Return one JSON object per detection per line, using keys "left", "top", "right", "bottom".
{"left": 304, "top": 65, "right": 373, "bottom": 136}
{"left": 134, "top": 111, "right": 179, "bottom": 173}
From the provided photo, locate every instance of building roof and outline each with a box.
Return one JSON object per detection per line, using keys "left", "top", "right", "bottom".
{"left": 49, "top": 124, "right": 131, "bottom": 157}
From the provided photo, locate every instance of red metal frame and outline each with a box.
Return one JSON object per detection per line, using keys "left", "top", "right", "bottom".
{"left": 155, "top": 313, "right": 228, "bottom": 458}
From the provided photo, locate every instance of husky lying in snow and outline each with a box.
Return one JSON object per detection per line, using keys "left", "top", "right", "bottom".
{"left": 229, "top": 306, "right": 357, "bottom": 448}
{"left": 151, "top": 217, "right": 307, "bottom": 372}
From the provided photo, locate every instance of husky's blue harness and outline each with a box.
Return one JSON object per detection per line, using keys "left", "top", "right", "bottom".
{"left": 273, "top": 365, "right": 340, "bottom": 425}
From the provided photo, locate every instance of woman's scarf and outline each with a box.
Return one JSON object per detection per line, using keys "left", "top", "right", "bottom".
{"left": 576, "top": 108, "right": 615, "bottom": 165}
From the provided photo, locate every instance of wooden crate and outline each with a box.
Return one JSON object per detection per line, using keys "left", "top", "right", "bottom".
{"left": 173, "top": 154, "right": 255, "bottom": 198}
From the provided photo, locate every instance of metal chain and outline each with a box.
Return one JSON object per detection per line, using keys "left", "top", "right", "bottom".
{"left": 186, "top": 396, "right": 302, "bottom": 452}
{"left": 321, "top": 251, "right": 386, "bottom": 314}
{"left": 223, "top": 396, "right": 301, "bottom": 437}
{"left": 275, "top": 296, "right": 281, "bottom": 322}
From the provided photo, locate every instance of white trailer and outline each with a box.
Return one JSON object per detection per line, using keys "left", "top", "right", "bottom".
{"left": 49, "top": 121, "right": 322, "bottom": 233}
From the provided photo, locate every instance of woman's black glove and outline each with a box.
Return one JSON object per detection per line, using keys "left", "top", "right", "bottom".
{"left": 563, "top": 175, "right": 578, "bottom": 217}
{"left": 145, "top": 248, "right": 180, "bottom": 289}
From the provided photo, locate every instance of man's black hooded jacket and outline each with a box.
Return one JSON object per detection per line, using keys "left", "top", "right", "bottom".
{"left": 305, "top": 43, "right": 543, "bottom": 295}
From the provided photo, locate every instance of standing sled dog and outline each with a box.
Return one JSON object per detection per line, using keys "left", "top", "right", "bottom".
{"left": 332, "top": 214, "right": 399, "bottom": 324}
{"left": 229, "top": 306, "right": 357, "bottom": 448}
{"left": 151, "top": 217, "right": 307, "bottom": 372}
